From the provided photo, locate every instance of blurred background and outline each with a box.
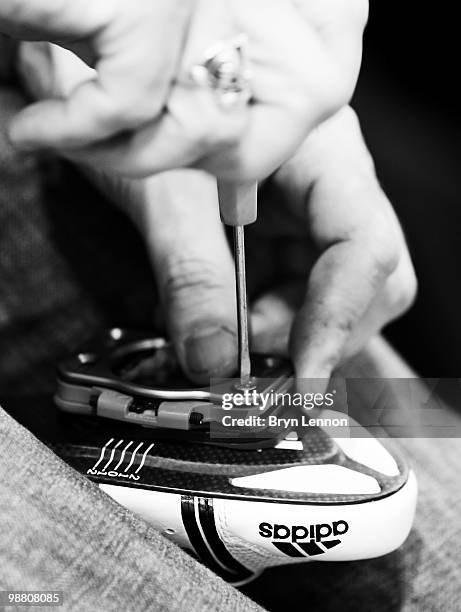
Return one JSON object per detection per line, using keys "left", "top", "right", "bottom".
{"left": 354, "top": 3, "right": 460, "bottom": 376}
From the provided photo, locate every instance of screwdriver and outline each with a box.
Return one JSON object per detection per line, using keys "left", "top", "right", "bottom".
{"left": 217, "top": 181, "right": 258, "bottom": 390}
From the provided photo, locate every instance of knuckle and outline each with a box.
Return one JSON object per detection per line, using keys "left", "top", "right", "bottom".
{"left": 396, "top": 275, "right": 418, "bottom": 315}
{"left": 342, "top": 177, "right": 403, "bottom": 282}
{"left": 323, "top": 73, "right": 355, "bottom": 114}
{"left": 291, "top": 69, "right": 353, "bottom": 127}
{"left": 162, "top": 256, "right": 226, "bottom": 307}
{"left": 338, "top": 105, "right": 367, "bottom": 141}
{"left": 389, "top": 264, "right": 418, "bottom": 317}
{"left": 368, "top": 233, "right": 401, "bottom": 279}
{"left": 359, "top": 215, "right": 401, "bottom": 280}
{"left": 320, "top": 70, "right": 354, "bottom": 115}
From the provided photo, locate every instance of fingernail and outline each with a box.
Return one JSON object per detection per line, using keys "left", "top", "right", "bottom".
{"left": 182, "top": 326, "right": 237, "bottom": 381}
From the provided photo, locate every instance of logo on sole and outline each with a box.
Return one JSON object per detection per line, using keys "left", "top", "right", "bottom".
{"left": 86, "top": 439, "right": 154, "bottom": 481}
{"left": 259, "top": 520, "right": 349, "bottom": 557}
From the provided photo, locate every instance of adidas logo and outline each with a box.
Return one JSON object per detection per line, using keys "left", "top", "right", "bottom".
{"left": 259, "top": 520, "right": 349, "bottom": 557}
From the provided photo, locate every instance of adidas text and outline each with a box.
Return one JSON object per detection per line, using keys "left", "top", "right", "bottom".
{"left": 259, "top": 520, "right": 349, "bottom": 542}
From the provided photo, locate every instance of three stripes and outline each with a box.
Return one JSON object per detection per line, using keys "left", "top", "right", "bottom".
{"left": 181, "top": 495, "right": 254, "bottom": 585}
{"left": 272, "top": 538, "right": 341, "bottom": 557}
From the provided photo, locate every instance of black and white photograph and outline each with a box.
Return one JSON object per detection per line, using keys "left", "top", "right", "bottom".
{"left": 0, "top": 2, "right": 459, "bottom": 611}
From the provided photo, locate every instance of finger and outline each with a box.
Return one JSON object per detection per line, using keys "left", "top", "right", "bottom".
{"left": 16, "top": 41, "right": 211, "bottom": 175}
{"left": 8, "top": 0, "right": 194, "bottom": 150}
{"left": 289, "top": 230, "right": 400, "bottom": 380}
{"left": 345, "top": 242, "right": 417, "bottom": 356}
{"left": 273, "top": 108, "right": 412, "bottom": 379}
{"left": 135, "top": 170, "right": 238, "bottom": 384}
{"left": 55, "top": 97, "right": 245, "bottom": 179}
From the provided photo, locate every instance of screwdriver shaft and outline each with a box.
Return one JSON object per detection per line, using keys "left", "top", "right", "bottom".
{"left": 233, "top": 225, "right": 252, "bottom": 389}
{"left": 217, "top": 180, "right": 257, "bottom": 390}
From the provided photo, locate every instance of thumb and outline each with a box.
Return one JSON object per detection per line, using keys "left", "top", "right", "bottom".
{"left": 132, "top": 170, "right": 238, "bottom": 384}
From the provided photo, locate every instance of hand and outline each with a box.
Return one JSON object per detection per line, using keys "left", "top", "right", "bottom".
{"left": 7, "top": 0, "right": 368, "bottom": 181}
{"left": 85, "top": 107, "right": 417, "bottom": 385}
{"left": 15, "top": 36, "right": 416, "bottom": 384}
